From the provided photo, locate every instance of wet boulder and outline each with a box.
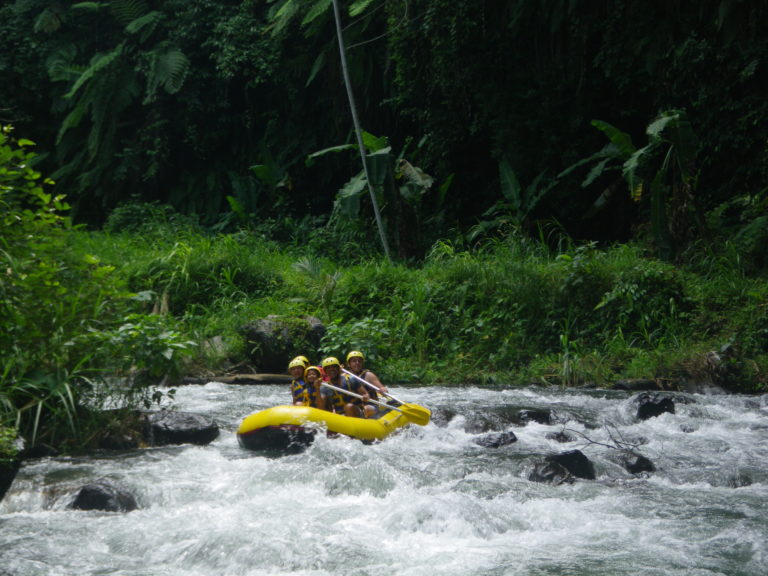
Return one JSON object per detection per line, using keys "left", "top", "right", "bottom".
{"left": 473, "top": 430, "right": 517, "bottom": 448}
{"left": 0, "top": 458, "right": 21, "bottom": 504}
{"left": 69, "top": 479, "right": 138, "bottom": 512}
{"left": 634, "top": 392, "right": 675, "bottom": 420}
{"left": 547, "top": 450, "right": 596, "bottom": 480}
{"left": 429, "top": 408, "right": 455, "bottom": 427}
{"left": 144, "top": 411, "right": 219, "bottom": 446}
{"left": 528, "top": 461, "right": 574, "bottom": 485}
{"left": 240, "top": 315, "right": 325, "bottom": 372}
{"left": 620, "top": 452, "right": 656, "bottom": 474}
{"left": 464, "top": 413, "right": 504, "bottom": 433}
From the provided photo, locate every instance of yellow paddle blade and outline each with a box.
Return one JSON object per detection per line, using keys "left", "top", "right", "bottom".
{"left": 398, "top": 403, "right": 431, "bottom": 426}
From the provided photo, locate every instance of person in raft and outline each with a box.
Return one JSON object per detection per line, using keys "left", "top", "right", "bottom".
{"left": 345, "top": 350, "right": 389, "bottom": 418}
{"left": 318, "top": 356, "right": 369, "bottom": 416}
{"left": 288, "top": 357, "right": 310, "bottom": 406}
{"left": 303, "top": 365, "right": 323, "bottom": 407}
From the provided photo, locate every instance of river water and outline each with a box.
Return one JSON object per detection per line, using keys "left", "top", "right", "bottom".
{"left": 1, "top": 383, "right": 766, "bottom": 576}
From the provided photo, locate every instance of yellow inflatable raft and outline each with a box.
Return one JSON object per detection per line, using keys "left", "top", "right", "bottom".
{"left": 237, "top": 404, "right": 411, "bottom": 453}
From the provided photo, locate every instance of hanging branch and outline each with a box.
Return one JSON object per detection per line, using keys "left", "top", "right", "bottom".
{"left": 331, "top": 0, "right": 392, "bottom": 261}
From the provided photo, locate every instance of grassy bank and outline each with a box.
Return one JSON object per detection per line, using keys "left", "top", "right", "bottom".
{"left": 70, "top": 221, "right": 768, "bottom": 392}
{"left": 2, "top": 220, "right": 767, "bottom": 455}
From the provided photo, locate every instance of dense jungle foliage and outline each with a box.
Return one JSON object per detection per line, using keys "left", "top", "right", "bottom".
{"left": 1, "top": 1, "right": 767, "bottom": 455}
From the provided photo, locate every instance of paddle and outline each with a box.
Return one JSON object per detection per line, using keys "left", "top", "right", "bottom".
{"left": 320, "top": 380, "right": 431, "bottom": 426}
{"left": 341, "top": 368, "right": 431, "bottom": 426}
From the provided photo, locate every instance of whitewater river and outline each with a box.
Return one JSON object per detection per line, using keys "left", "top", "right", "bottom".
{"left": 1, "top": 383, "right": 766, "bottom": 575}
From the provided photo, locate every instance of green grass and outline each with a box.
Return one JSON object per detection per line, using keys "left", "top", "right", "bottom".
{"left": 5, "top": 219, "right": 767, "bottom": 454}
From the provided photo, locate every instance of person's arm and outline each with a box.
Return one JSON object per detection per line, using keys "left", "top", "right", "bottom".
{"left": 365, "top": 371, "right": 388, "bottom": 394}
{"left": 318, "top": 387, "right": 331, "bottom": 411}
{"left": 353, "top": 381, "right": 370, "bottom": 402}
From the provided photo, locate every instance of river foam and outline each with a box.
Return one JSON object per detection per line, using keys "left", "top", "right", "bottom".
{"left": 1, "top": 382, "right": 766, "bottom": 575}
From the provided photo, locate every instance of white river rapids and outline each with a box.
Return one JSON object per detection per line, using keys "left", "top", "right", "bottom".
{"left": 1, "top": 383, "right": 766, "bottom": 575}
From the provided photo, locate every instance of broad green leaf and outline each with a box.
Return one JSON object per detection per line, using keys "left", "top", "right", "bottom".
{"left": 498, "top": 156, "right": 521, "bottom": 210}
{"left": 306, "top": 52, "right": 326, "bottom": 87}
{"left": 582, "top": 157, "right": 612, "bottom": 188}
{"left": 337, "top": 171, "right": 367, "bottom": 199}
{"left": 366, "top": 149, "right": 391, "bottom": 190}
{"left": 591, "top": 119, "right": 636, "bottom": 158}
{"left": 305, "top": 143, "right": 356, "bottom": 166}
{"left": 362, "top": 131, "right": 388, "bottom": 153}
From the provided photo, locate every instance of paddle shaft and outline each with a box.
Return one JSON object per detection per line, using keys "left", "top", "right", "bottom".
{"left": 320, "top": 380, "right": 398, "bottom": 413}
{"left": 341, "top": 368, "right": 404, "bottom": 404}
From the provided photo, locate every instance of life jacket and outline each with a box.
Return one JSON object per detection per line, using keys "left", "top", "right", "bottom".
{"left": 350, "top": 370, "right": 379, "bottom": 401}
{"left": 326, "top": 374, "right": 354, "bottom": 412}
{"left": 290, "top": 379, "right": 309, "bottom": 405}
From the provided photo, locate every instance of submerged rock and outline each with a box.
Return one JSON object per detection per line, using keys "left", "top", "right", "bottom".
{"left": 546, "top": 431, "right": 576, "bottom": 443}
{"left": 620, "top": 452, "right": 656, "bottom": 474}
{"left": 69, "top": 479, "right": 138, "bottom": 512}
{"left": 517, "top": 409, "right": 552, "bottom": 425}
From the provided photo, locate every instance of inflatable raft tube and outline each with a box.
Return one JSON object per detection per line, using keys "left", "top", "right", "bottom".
{"left": 236, "top": 404, "right": 410, "bottom": 452}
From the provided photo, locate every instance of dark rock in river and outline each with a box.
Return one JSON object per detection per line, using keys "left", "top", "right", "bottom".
{"left": 517, "top": 409, "right": 552, "bottom": 425}
{"left": 620, "top": 452, "right": 656, "bottom": 474}
{"left": 69, "top": 479, "right": 138, "bottom": 512}
{"left": 429, "top": 408, "right": 455, "bottom": 427}
{"left": 144, "top": 411, "right": 219, "bottom": 446}
{"left": 0, "top": 458, "right": 21, "bottom": 504}
{"left": 634, "top": 392, "right": 675, "bottom": 420}
{"left": 546, "top": 431, "right": 576, "bottom": 443}
{"left": 547, "top": 450, "right": 596, "bottom": 480}
{"left": 240, "top": 315, "right": 325, "bottom": 372}
{"left": 529, "top": 461, "right": 574, "bottom": 485}
{"left": 473, "top": 430, "right": 518, "bottom": 448}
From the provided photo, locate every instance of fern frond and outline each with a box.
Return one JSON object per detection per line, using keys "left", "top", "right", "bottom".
{"left": 46, "top": 45, "right": 83, "bottom": 83}
{"left": 109, "top": 0, "right": 148, "bottom": 26}
{"left": 350, "top": 0, "right": 379, "bottom": 17}
{"left": 64, "top": 44, "right": 124, "bottom": 99}
{"left": 269, "top": 0, "right": 300, "bottom": 36}
{"left": 302, "top": 0, "right": 332, "bottom": 28}
{"left": 34, "top": 7, "right": 64, "bottom": 33}
{"left": 144, "top": 49, "right": 190, "bottom": 103}
{"left": 56, "top": 96, "right": 90, "bottom": 145}
{"left": 125, "top": 10, "right": 163, "bottom": 42}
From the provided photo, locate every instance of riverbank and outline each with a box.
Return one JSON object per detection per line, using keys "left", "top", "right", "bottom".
{"left": 3, "top": 217, "right": 767, "bottom": 457}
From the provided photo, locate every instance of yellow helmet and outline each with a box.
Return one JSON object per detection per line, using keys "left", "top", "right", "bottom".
{"left": 346, "top": 350, "right": 364, "bottom": 362}
{"left": 288, "top": 358, "right": 305, "bottom": 370}
{"left": 321, "top": 356, "right": 341, "bottom": 368}
{"left": 292, "top": 355, "right": 310, "bottom": 367}
{"left": 305, "top": 365, "right": 322, "bottom": 378}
